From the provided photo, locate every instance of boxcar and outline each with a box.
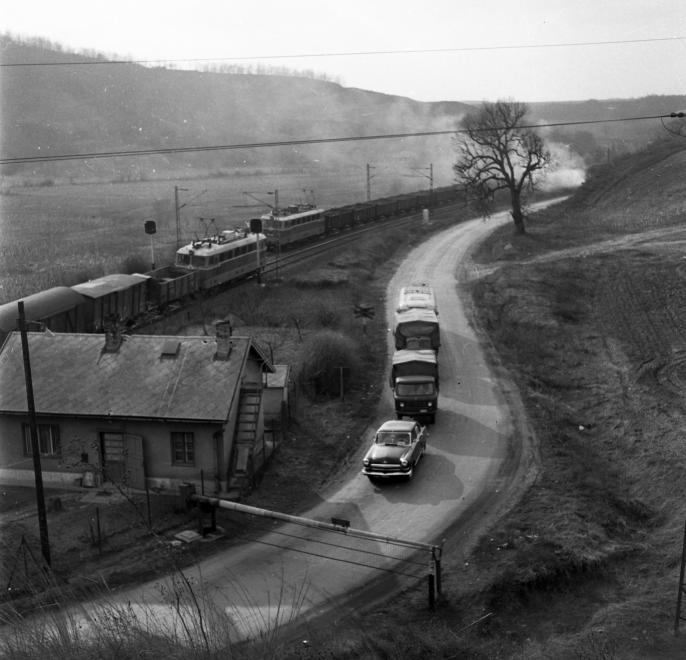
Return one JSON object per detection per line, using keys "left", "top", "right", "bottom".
{"left": 145, "top": 265, "right": 198, "bottom": 308}
{"left": 72, "top": 273, "right": 150, "bottom": 331}
{"left": 0, "top": 287, "right": 88, "bottom": 343}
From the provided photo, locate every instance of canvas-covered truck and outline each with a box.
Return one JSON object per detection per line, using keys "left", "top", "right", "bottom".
{"left": 394, "top": 308, "right": 440, "bottom": 351}
{"left": 390, "top": 349, "right": 439, "bottom": 424}
{"left": 396, "top": 283, "right": 438, "bottom": 315}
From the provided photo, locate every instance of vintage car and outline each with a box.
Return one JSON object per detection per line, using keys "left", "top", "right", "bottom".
{"left": 362, "top": 419, "right": 427, "bottom": 480}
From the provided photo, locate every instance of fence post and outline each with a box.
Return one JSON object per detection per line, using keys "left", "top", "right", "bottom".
{"left": 675, "top": 518, "right": 686, "bottom": 634}
{"left": 428, "top": 571, "right": 435, "bottom": 610}
{"left": 434, "top": 546, "right": 442, "bottom": 598}
{"left": 96, "top": 507, "right": 102, "bottom": 555}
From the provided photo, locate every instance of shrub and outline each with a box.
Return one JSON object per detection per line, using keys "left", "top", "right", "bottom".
{"left": 296, "top": 329, "right": 361, "bottom": 397}
{"left": 120, "top": 254, "right": 152, "bottom": 274}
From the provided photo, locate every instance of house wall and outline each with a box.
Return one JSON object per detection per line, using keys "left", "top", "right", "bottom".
{"left": 0, "top": 414, "right": 226, "bottom": 494}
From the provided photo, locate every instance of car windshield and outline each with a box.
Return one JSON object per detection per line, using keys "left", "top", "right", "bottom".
{"left": 377, "top": 432, "right": 411, "bottom": 446}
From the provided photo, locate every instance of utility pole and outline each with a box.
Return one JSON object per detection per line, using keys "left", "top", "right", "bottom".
{"left": 17, "top": 301, "right": 51, "bottom": 567}
{"left": 174, "top": 186, "right": 188, "bottom": 250}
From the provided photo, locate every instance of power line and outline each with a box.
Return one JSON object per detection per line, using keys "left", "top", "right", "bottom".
{"left": 229, "top": 530, "right": 424, "bottom": 579}
{"left": 2, "top": 36, "right": 684, "bottom": 68}
{"left": 0, "top": 114, "right": 677, "bottom": 165}
{"left": 244, "top": 520, "right": 428, "bottom": 567}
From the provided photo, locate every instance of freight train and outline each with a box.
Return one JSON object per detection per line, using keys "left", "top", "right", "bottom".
{"left": 0, "top": 185, "right": 460, "bottom": 342}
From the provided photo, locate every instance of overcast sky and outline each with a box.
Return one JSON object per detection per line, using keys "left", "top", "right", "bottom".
{"left": 2, "top": 0, "right": 685, "bottom": 103}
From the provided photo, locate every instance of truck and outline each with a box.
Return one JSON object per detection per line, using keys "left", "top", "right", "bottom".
{"left": 396, "top": 283, "right": 438, "bottom": 315}
{"left": 389, "top": 349, "right": 439, "bottom": 424}
{"left": 394, "top": 308, "right": 440, "bottom": 351}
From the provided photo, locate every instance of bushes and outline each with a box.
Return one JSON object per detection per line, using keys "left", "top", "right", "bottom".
{"left": 296, "top": 329, "right": 362, "bottom": 397}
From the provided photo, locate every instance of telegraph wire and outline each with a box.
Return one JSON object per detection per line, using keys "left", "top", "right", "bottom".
{"left": 228, "top": 530, "right": 425, "bottom": 579}
{"left": 2, "top": 36, "right": 684, "bottom": 67}
{"left": 0, "top": 114, "right": 678, "bottom": 165}
{"left": 241, "top": 520, "right": 428, "bottom": 568}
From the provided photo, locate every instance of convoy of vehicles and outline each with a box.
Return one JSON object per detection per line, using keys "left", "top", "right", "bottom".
{"left": 362, "top": 419, "right": 427, "bottom": 480}
{"left": 363, "top": 283, "right": 441, "bottom": 481}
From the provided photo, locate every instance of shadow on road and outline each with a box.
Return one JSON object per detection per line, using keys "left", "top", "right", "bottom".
{"left": 364, "top": 452, "right": 464, "bottom": 506}
{"left": 430, "top": 408, "right": 508, "bottom": 460}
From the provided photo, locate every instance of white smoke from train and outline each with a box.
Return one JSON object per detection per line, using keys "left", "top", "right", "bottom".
{"left": 538, "top": 140, "right": 587, "bottom": 191}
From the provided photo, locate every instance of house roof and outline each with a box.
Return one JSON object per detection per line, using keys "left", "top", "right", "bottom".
{"left": 0, "top": 332, "right": 270, "bottom": 423}
{"left": 0, "top": 287, "right": 85, "bottom": 334}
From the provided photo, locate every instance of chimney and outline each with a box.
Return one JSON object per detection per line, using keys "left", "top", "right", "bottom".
{"left": 103, "top": 315, "right": 123, "bottom": 353}
{"left": 214, "top": 320, "right": 233, "bottom": 361}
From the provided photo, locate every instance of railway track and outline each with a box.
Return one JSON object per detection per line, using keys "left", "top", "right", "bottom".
{"left": 261, "top": 203, "right": 464, "bottom": 277}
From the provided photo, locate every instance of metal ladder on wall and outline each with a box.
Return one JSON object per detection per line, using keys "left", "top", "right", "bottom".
{"left": 227, "top": 388, "right": 262, "bottom": 497}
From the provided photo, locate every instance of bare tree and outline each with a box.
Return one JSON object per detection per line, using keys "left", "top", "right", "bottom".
{"left": 453, "top": 100, "right": 550, "bottom": 234}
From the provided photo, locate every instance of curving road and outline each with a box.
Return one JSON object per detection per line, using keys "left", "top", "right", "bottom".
{"left": 48, "top": 204, "right": 559, "bottom": 643}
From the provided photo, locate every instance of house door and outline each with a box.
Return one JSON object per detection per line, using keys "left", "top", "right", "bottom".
{"left": 124, "top": 434, "right": 145, "bottom": 490}
{"left": 100, "top": 432, "right": 125, "bottom": 484}
{"left": 99, "top": 432, "right": 146, "bottom": 489}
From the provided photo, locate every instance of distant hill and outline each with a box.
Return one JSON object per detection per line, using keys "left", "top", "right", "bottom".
{"left": 1, "top": 34, "right": 684, "bottom": 185}
{"left": 0, "top": 35, "right": 473, "bottom": 184}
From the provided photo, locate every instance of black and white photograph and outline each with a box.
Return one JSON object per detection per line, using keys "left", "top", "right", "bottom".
{"left": 0, "top": 1, "right": 685, "bottom": 657}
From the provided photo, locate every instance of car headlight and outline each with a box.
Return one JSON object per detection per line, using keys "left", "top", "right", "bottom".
{"left": 428, "top": 402, "right": 433, "bottom": 408}
{"left": 400, "top": 458, "right": 408, "bottom": 467}
{"left": 363, "top": 458, "right": 370, "bottom": 466}
{"left": 399, "top": 402, "right": 404, "bottom": 408}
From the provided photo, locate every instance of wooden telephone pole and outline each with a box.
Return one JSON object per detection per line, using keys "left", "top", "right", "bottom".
{"left": 17, "top": 301, "right": 51, "bottom": 567}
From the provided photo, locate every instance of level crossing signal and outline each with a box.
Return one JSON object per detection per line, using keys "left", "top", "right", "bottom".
{"left": 354, "top": 303, "right": 375, "bottom": 320}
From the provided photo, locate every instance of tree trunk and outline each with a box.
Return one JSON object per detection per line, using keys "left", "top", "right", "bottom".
{"left": 510, "top": 191, "right": 526, "bottom": 234}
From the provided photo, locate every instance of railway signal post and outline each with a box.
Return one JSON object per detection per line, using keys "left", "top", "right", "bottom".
{"left": 144, "top": 220, "right": 157, "bottom": 270}
{"left": 250, "top": 217, "right": 263, "bottom": 284}
{"left": 354, "top": 303, "right": 375, "bottom": 335}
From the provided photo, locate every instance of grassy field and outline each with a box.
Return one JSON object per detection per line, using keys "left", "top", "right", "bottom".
{"left": 0, "top": 165, "right": 438, "bottom": 304}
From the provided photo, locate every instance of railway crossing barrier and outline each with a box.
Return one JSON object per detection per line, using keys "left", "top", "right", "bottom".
{"left": 183, "top": 487, "right": 444, "bottom": 609}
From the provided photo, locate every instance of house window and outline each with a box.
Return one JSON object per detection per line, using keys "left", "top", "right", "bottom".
{"left": 23, "top": 424, "right": 61, "bottom": 457}
{"left": 171, "top": 431, "right": 195, "bottom": 465}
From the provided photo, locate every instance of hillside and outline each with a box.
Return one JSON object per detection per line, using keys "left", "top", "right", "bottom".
{"left": 0, "top": 35, "right": 471, "bottom": 182}
{"left": 265, "top": 138, "right": 686, "bottom": 659}
{"left": 1, "top": 34, "right": 684, "bottom": 185}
